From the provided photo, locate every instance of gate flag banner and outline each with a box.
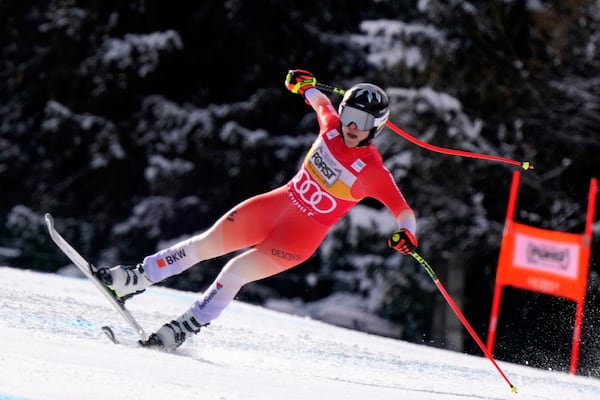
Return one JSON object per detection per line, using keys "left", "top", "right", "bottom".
{"left": 487, "top": 171, "right": 597, "bottom": 375}
{"left": 496, "top": 222, "right": 587, "bottom": 302}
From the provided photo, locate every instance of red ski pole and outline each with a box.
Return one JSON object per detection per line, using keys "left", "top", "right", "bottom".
{"left": 410, "top": 251, "right": 518, "bottom": 393}
{"left": 315, "top": 82, "right": 533, "bottom": 170}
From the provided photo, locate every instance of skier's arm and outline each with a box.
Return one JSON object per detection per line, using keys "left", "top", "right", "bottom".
{"left": 360, "top": 166, "right": 418, "bottom": 254}
{"left": 364, "top": 167, "right": 417, "bottom": 233}
{"left": 395, "top": 209, "right": 416, "bottom": 237}
{"left": 285, "top": 68, "right": 338, "bottom": 127}
{"left": 304, "top": 87, "right": 333, "bottom": 111}
{"left": 389, "top": 206, "right": 417, "bottom": 255}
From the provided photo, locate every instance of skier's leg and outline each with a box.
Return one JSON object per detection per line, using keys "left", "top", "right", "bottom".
{"left": 143, "top": 249, "right": 283, "bottom": 350}
{"left": 101, "top": 186, "right": 290, "bottom": 298}
{"left": 187, "top": 248, "right": 291, "bottom": 325}
{"left": 145, "top": 211, "right": 331, "bottom": 350}
{"left": 141, "top": 185, "right": 290, "bottom": 283}
{"left": 184, "top": 205, "right": 331, "bottom": 325}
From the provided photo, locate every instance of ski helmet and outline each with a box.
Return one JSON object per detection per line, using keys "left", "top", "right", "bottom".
{"left": 338, "top": 83, "right": 390, "bottom": 140}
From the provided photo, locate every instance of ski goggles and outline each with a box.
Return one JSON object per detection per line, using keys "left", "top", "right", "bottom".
{"left": 339, "top": 106, "right": 386, "bottom": 131}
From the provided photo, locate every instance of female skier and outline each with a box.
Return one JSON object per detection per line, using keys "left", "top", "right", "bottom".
{"left": 97, "top": 69, "right": 418, "bottom": 349}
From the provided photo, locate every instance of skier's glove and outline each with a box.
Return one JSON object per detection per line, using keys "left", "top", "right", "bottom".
{"left": 285, "top": 69, "right": 317, "bottom": 97}
{"left": 388, "top": 229, "right": 418, "bottom": 255}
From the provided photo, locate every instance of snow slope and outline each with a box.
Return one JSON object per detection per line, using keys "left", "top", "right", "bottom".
{"left": 1, "top": 267, "right": 599, "bottom": 400}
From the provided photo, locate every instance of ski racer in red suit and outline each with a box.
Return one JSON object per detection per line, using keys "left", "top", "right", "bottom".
{"left": 97, "top": 70, "right": 418, "bottom": 350}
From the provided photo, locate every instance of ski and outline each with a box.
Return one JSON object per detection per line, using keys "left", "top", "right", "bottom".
{"left": 45, "top": 213, "right": 148, "bottom": 341}
{"left": 101, "top": 325, "right": 120, "bottom": 344}
{"left": 102, "top": 325, "right": 174, "bottom": 352}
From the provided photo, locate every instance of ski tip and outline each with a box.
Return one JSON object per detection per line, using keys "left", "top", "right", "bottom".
{"left": 510, "top": 385, "right": 518, "bottom": 394}
{"left": 44, "top": 213, "right": 54, "bottom": 227}
{"left": 101, "top": 325, "right": 119, "bottom": 344}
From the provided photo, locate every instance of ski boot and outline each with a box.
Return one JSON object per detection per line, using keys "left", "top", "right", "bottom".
{"left": 140, "top": 310, "right": 208, "bottom": 351}
{"left": 95, "top": 264, "right": 153, "bottom": 302}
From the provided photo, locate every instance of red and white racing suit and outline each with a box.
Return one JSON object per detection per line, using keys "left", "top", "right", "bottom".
{"left": 141, "top": 89, "right": 416, "bottom": 325}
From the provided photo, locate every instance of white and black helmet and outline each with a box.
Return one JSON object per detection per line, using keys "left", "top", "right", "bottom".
{"left": 338, "top": 83, "right": 390, "bottom": 140}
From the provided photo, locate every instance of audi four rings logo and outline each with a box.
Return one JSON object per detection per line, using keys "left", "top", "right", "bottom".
{"left": 292, "top": 170, "right": 337, "bottom": 213}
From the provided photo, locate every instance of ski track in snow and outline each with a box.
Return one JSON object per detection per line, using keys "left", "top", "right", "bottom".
{"left": 0, "top": 267, "right": 599, "bottom": 400}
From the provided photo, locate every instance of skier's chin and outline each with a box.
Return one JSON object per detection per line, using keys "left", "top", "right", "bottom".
{"left": 344, "top": 134, "right": 360, "bottom": 147}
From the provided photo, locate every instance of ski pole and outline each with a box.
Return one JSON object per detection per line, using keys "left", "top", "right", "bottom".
{"left": 410, "top": 250, "right": 518, "bottom": 393}
{"left": 315, "top": 82, "right": 533, "bottom": 170}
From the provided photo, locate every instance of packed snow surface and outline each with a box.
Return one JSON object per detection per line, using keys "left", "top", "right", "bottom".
{"left": 1, "top": 267, "right": 599, "bottom": 400}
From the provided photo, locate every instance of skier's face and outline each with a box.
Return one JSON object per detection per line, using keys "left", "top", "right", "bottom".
{"left": 341, "top": 123, "right": 370, "bottom": 148}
